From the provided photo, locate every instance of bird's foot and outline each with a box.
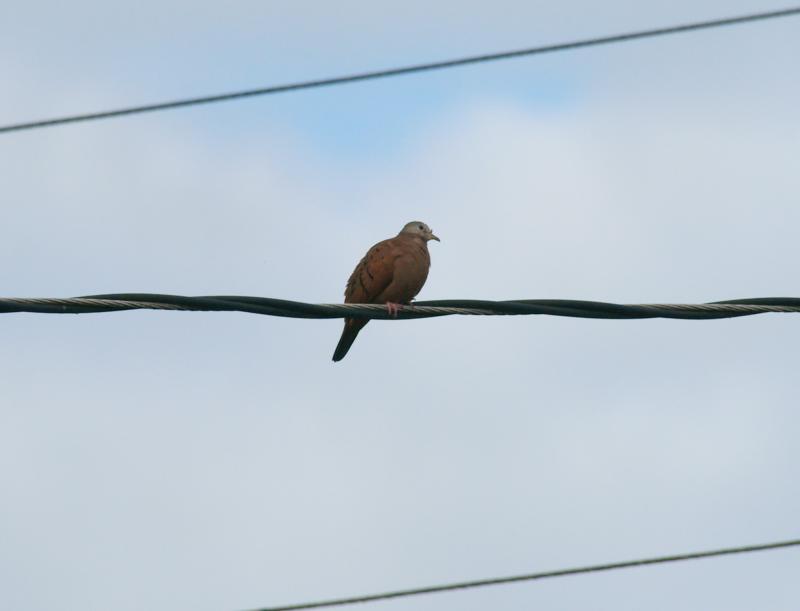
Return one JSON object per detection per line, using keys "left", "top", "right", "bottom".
{"left": 386, "top": 302, "right": 403, "bottom": 317}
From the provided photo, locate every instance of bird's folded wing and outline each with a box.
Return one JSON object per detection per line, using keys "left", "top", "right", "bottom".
{"left": 345, "top": 239, "right": 398, "bottom": 303}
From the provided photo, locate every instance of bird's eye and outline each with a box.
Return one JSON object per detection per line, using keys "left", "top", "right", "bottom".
{"left": 418, "top": 224, "right": 424, "bottom": 230}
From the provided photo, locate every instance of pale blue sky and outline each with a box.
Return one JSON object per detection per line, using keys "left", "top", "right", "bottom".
{"left": 1, "top": 2, "right": 799, "bottom": 610}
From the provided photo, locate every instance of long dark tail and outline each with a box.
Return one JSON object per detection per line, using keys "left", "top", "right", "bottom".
{"left": 332, "top": 319, "right": 368, "bottom": 362}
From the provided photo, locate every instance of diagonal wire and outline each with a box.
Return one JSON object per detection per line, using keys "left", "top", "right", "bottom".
{"left": 2, "top": 6, "right": 800, "bottom": 134}
{"left": 251, "top": 539, "right": 800, "bottom": 610}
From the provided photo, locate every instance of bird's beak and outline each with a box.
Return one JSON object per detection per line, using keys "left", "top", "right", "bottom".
{"left": 429, "top": 233, "right": 440, "bottom": 242}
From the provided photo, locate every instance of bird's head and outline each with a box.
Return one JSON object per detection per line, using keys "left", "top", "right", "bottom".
{"left": 400, "top": 221, "right": 440, "bottom": 243}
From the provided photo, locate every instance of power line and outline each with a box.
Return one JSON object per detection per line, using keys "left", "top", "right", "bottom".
{"left": 2, "top": 7, "right": 799, "bottom": 135}
{"left": 1, "top": 294, "right": 800, "bottom": 319}
{"left": 252, "top": 538, "right": 800, "bottom": 610}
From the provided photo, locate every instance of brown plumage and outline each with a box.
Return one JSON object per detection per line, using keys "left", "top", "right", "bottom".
{"left": 332, "top": 221, "right": 440, "bottom": 362}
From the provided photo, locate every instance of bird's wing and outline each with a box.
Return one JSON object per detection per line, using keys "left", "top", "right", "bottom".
{"left": 345, "top": 238, "right": 398, "bottom": 304}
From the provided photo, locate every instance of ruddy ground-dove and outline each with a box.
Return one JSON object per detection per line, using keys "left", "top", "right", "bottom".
{"left": 332, "top": 221, "right": 440, "bottom": 361}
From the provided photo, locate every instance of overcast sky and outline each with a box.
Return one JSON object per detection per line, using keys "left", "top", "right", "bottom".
{"left": 1, "top": 2, "right": 799, "bottom": 610}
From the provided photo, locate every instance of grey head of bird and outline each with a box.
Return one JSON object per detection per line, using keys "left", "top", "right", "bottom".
{"left": 399, "top": 221, "right": 440, "bottom": 242}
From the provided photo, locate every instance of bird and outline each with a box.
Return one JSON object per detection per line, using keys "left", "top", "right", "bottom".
{"left": 332, "top": 221, "right": 440, "bottom": 362}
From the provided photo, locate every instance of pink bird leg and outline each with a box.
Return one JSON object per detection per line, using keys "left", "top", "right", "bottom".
{"left": 386, "top": 302, "right": 403, "bottom": 317}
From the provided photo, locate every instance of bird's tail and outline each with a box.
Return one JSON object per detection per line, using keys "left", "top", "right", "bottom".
{"left": 332, "top": 318, "right": 368, "bottom": 362}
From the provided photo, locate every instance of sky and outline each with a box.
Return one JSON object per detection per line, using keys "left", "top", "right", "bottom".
{"left": 1, "top": 2, "right": 799, "bottom": 610}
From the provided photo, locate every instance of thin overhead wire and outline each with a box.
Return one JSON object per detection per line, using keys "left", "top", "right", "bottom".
{"left": 2, "top": 6, "right": 799, "bottom": 134}
{"left": 252, "top": 539, "right": 800, "bottom": 611}
{"left": 1, "top": 294, "right": 800, "bottom": 319}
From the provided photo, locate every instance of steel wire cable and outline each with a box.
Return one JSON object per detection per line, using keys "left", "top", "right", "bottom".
{"left": 251, "top": 538, "right": 800, "bottom": 610}
{"left": 1, "top": 294, "right": 800, "bottom": 320}
{"left": 2, "top": 6, "right": 799, "bottom": 134}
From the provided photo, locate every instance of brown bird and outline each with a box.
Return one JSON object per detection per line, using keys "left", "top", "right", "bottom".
{"left": 332, "top": 221, "right": 440, "bottom": 362}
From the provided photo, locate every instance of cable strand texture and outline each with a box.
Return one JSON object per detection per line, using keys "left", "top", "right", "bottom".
{"left": 1, "top": 295, "right": 800, "bottom": 320}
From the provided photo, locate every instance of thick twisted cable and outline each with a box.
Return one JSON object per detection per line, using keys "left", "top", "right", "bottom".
{"left": 1, "top": 294, "right": 800, "bottom": 320}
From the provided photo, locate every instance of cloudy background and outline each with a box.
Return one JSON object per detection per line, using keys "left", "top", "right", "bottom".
{"left": 1, "top": 2, "right": 799, "bottom": 610}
